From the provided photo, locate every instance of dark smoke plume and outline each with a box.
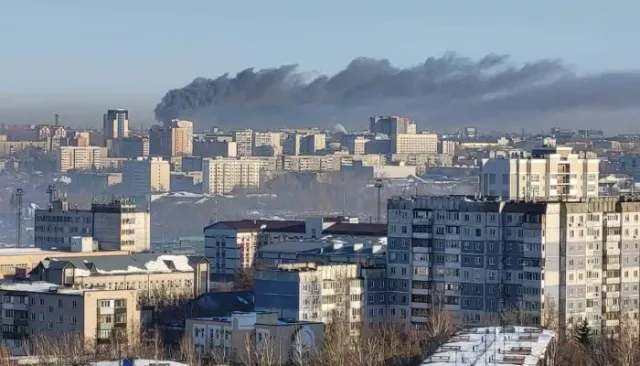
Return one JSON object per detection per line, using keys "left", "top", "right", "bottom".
{"left": 154, "top": 52, "right": 640, "bottom": 132}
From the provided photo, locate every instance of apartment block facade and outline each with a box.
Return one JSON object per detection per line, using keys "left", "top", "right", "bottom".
{"left": 122, "top": 157, "right": 171, "bottom": 195}
{"left": 369, "top": 116, "right": 416, "bottom": 136}
{"left": 0, "top": 282, "right": 138, "bottom": 355}
{"left": 34, "top": 197, "right": 151, "bottom": 252}
{"left": 57, "top": 146, "right": 107, "bottom": 172}
{"left": 202, "top": 158, "right": 261, "bottom": 194}
{"left": 30, "top": 254, "right": 210, "bottom": 303}
{"left": 186, "top": 311, "right": 323, "bottom": 364}
{"left": 170, "top": 119, "right": 194, "bottom": 157}
{"left": 480, "top": 146, "right": 600, "bottom": 201}
{"left": 255, "top": 263, "right": 384, "bottom": 331}
{"left": 387, "top": 195, "right": 640, "bottom": 335}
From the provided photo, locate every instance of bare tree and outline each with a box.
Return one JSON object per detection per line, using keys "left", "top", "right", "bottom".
{"left": 241, "top": 332, "right": 279, "bottom": 366}
{"left": 178, "top": 333, "right": 202, "bottom": 366}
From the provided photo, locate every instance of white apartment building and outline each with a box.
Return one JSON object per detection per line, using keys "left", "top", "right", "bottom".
{"left": 202, "top": 158, "right": 261, "bottom": 194}
{"left": 122, "top": 157, "right": 171, "bottom": 195}
{"left": 103, "top": 109, "right": 129, "bottom": 141}
{"left": 480, "top": 146, "right": 600, "bottom": 201}
{"left": 387, "top": 195, "right": 640, "bottom": 335}
{"left": 391, "top": 133, "right": 438, "bottom": 154}
{"left": 57, "top": 146, "right": 107, "bottom": 173}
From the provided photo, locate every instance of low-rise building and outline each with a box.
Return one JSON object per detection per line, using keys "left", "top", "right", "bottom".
{"left": 422, "top": 326, "right": 555, "bottom": 366}
{"left": 30, "top": 254, "right": 210, "bottom": 304}
{"left": 0, "top": 281, "right": 138, "bottom": 355}
{"left": 186, "top": 311, "right": 323, "bottom": 364}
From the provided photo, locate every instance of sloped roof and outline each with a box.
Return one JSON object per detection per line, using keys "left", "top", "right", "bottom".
{"left": 205, "top": 219, "right": 305, "bottom": 233}
{"left": 41, "top": 254, "right": 207, "bottom": 274}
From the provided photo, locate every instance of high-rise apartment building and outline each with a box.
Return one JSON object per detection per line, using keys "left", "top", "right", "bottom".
{"left": 122, "top": 157, "right": 171, "bottom": 195}
{"left": 233, "top": 129, "right": 253, "bottom": 157}
{"left": 108, "top": 136, "right": 149, "bottom": 158}
{"left": 387, "top": 195, "right": 640, "bottom": 335}
{"left": 301, "top": 134, "right": 326, "bottom": 155}
{"left": 283, "top": 134, "right": 303, "bottom": 155}
{"left": 253, "top": 132, "right": 282, "bottom": 156}
{"left": 35, "top": 197, "right": 151, "bottom": 253}
{"left": 149, "top": 125, "right": 171, "bottom": 156}
{"left": 170, "top": 119, "right": 194, "bottom": 157}
{"left": 57, "top": 146, "right": 107, "bottom": 172}
{"left": 480, "top": 146, "right": 600, "bottom": 201}
{"left": 370, "top": 116, "right": 416, "bottom": 136}
{"left": 0, "top": 282, "right": 139, "bottom": 354}
{"left": 202, "top": 158, "right": 261, "bottom": 194}
{"left": 390, "top": 133, "right": 438, "bottom": 154}
{"left": 193, "top": 140, "right": 237, "bottom": 157}
{"left": 103, "top": 109, "right": 129, "bottom": 141}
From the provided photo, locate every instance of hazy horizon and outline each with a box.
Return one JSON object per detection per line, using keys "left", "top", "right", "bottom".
{"left": 2, "top": 1, "right": 640, "bottom": 133}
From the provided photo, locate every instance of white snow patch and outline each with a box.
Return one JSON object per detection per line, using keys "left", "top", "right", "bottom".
{"left": 237, "top": 296, "right": 249, "bottom": 305}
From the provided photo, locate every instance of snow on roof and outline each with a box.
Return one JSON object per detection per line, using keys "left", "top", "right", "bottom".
{"left": 421, "top": 326, "right": 555, "bottom": 366}
{"left": 74, "top": 255, "right": 194, "bottom": 276}
{"left": 0, "top": 247, "right": 46, "bottom": 255}
{"left": 0, "top": 281, "right": 84, "bottom": 295}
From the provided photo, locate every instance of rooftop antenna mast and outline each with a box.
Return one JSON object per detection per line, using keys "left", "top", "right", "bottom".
{"left": 15, "top": 188, "right": 23, "bottom": 247}
{"left": 374, "top": 178, "right": 384, "bottom": 223}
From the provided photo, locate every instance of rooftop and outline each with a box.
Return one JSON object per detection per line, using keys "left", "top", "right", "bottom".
{"left": 37, "top": 254, "right": 207, "bottom": 276}
{"left": 0, "top": 281, "right": 84, "bottom": 295}
{"left": 322, "top": 222, "right": 387, "bottom": 236}
{"left": 422, "top": 326, "right": 555, "bottom": 366}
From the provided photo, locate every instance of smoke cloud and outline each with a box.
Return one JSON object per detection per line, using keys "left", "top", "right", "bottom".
{"left": 154, "top": 52, "right": 640, "bottom": 133}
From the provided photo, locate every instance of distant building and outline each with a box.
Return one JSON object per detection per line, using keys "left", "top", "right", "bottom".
{"left": 103, "top": 109, "right": 129, "bottom": 141}
{"left": 202, "top": 158, "right": 261, "bottom": 194}
{"left": 301, "top": 133, "right": 326, "bottom": 154}
{"left": 233, "top": 129, "right": 253, "bottom": 157}
{"left": 0, "top": 281, "right": 138, "bottom": 355}
{"left": 341, "top": 160, "right": 416, "bottom": 179}
{"left": 253, "top": 132, "right": 282, "bottom": 156}
{"left": 480, "top": 146, "right": 600, "bottom": 200}
{"left": 122, "top": 157, "right": 171, "bottom": 195}
{"left": 391, "top": 133, "right": 438, "bottom": 154}
{"left": 108, "top": 136, "right": 149, "bottom": 158}
{"left": 34, "top": 197, "right": 151, "bottom": 252}
{"left": 369, "top": 116, "right": 416, "bottom": 135}
{"left": 464, "top": 126, "right": 478, "bottom": 138}
{"left": 283, "top": 134, "right": 303, "bottom": 155}
{"left": 170, "top": 119, "right": 194, "bottom": 157}
{"left": 193, "top": 140, "right": 237, "bottom": 157}
{"left": 57, "top": 146, "right": 107, "bottom": 172}
{"left": 149, "top": 125, "right": 170, "bottom": 156}
{"left": 186, "top": 311, "right": 323, "bottom": 364}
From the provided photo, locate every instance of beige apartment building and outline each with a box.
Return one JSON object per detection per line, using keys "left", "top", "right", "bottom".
{"left": 281, "top": 155, "right": 340, "bottom": 172}
{"left": 0, "top": 141, "right": 49, "bottom": 157}
{"left": 252, "top": 132, "right": 281, "bottom": 156}
{"left": 390, "top": 133, "right": 438, "bottom": 154}
{"left": 57, "top": 146, "right": 107, "bottom": 173}
{"left": 301, "top": 133, "right": 326, "bottom": 154}
{"left": 480, "top": 146, "right": 600, "bottom": 200}
{"left": 0, "top": 281, "right": 138, "bottom": 355}
{"left": 30, "top": 254, "right": 210, "bottom": 303}
{"left": 35, "top": 197, "right": 151, "bottom": 253}
{"left": 233, "top": 129, "right": 254, "bottom": 157}
{"left": 186, "top": 311, "right": 323, "bottom": 364}
{"left": 202, "top": 158, "right": 261, "bottom": 194}
{"left": 170, "top": 119, "right": 194, "bottom": 157}
{"left": 122, "top": 157, "right": 171, "bottom": 195}
{"left": 0, "top": 248, "right": 129, "bottom": 278}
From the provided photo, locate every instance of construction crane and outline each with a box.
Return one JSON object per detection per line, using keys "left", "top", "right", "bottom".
{"left": 14, "top": 188, "right": 23, "bottom": 247}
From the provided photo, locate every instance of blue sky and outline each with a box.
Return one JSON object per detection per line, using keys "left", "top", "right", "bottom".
{"left": 1, "top": 0, "right": 637, "bottom": 99}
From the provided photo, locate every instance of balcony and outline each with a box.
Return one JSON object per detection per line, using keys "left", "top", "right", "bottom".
{"left": 603, "top": 291, "right": 620, "bottom": 299}
{"left": 605, "top": 277, "right": 621, "bottom": 285}
{"left": 604, "top": 263, "right": 620, "bottom": 271}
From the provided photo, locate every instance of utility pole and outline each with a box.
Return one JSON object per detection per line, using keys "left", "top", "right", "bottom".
{"left": 15, "top": 188, "right": 23, "bottom": 247}
{"left": 374, "top": 179, "right": 384, "bottom": 223}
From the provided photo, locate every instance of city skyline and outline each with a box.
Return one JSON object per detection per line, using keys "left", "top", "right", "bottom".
{"left": 2, "top": 1, "right": 640, "bottom": 132}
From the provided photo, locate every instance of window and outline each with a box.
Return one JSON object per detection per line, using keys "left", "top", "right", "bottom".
{"left": 39, "top": 298, "right": 44, "bottom": 306}
{"left": 58, "top": 299, "right": 63, "bottom": 308}
{"left": 72, "top": 301, "right": 77, "bottom": 309}
{"left": 71, "top": 316, "right": 77, "bottom": 324}
{"left": 47, "top": 322, "right": 53, "bottom": 329}
{"left": 57, "top": 315, "right": 63, "bottom": 323}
